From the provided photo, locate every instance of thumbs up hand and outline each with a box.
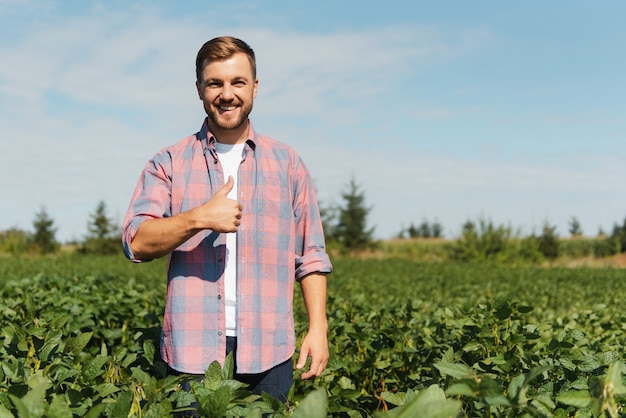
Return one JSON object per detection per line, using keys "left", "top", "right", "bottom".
{"left": 190, "top": 176, "right": 242, "bottom": 233}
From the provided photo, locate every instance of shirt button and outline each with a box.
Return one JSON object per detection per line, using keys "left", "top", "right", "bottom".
{"left": 217, "top": 295, "right": 222, "bottom": 299}
{"left": 218, "top": 331, "right": 222, "bottom": 336}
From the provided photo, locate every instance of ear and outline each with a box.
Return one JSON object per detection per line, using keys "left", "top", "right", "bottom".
{"left": 252, "top": 78, "right": 258, "bottom": 99}
{"left": 195, "top": 80, "right": 203, "bottom": 100}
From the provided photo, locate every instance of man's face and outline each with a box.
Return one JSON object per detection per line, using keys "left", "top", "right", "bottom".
{"left": 196, "top": 52, "right": 258, "bottom": 136}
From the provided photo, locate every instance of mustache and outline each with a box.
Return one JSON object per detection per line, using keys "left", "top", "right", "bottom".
{"left": 215, "top": 100, "right": 241, "bottom": 106}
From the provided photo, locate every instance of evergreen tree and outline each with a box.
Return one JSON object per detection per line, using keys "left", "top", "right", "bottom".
{"left": 405, "top": 219, "right": 444, "bottom": 239}
{"left": 407, "top": 223, "right": 419, "bottom": 239}
{"left": 537, "top": 222, "right": 559, "bottom": 259}
{"left": 568, "top": 216, "right": 583, "bottom": 237}
{"left": 80, "top": 200, "right": 121, "bottom": 255}
{"left": 31, "top": 206, "right": 59, "bottom": 254}
{"left": 431, "top": 219, "right": 444, "bottom": 238}
{"left": 418, "top": 219, "right": 431, "bottom": 238}
{"left": 88, "top": 200, "right": 114, "bottom": 239}
{"left": 333, "top": 177, "right": 375, "bottom": 251}
{"left": 610, "top": 218, "right": 626, "bottom": 253}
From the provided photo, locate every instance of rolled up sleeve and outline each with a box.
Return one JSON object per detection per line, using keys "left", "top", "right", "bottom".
{"left": 292, "top": 158, "right": 332, "bottom": 281}
{"left": 121, "top": 153, "right": 173, "bottom": 262}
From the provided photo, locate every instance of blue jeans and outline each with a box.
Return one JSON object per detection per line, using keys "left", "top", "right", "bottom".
{"left": 226, "top": 336, "right": 293, "bottom": 402}
{"left": 171, "top": 337, "right": 293, "bottom": 416}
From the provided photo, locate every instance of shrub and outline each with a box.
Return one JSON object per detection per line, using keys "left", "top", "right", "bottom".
{"left": 448, "top": 218, "right": 541, "bottom": 264}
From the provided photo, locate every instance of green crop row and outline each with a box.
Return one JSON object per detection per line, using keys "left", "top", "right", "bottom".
{"left": 1, "top": 255, "right": 625, "bottom": 417}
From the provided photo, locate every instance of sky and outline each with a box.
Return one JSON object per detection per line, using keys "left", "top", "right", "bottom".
{"left": 1, "top": 0, "right": 625, "bottom": 242}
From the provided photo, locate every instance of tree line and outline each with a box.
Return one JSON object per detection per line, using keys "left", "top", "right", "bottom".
{"left": 2, "top": 178, "right": 626, "bottom": 258}
{"left": 0, "top": 201, "right": 121, "bottom": 256}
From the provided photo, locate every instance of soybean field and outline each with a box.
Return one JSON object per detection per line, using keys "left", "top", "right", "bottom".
{"left": 1, "top": 255, "right": 625, "bottom": 417}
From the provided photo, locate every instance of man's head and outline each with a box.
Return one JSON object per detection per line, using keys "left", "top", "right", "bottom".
{"left": 195, "top": 36, "right": 258, "bottom": 143}
{"left": 196, "top": 36, "right": 256, "bottom": 83}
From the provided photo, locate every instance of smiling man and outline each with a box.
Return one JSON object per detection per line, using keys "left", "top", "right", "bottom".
{"left": 122, "top": 36, "right": 332, "bottom": 410}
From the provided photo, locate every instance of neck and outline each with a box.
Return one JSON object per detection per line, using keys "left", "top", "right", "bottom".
{"left": 208, "top": 120, "right": 250, "bottom": 145}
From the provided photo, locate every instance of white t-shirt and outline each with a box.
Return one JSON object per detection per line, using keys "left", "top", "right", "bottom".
{"left": 214, "top": 142, "right": 245, "bottom": 337}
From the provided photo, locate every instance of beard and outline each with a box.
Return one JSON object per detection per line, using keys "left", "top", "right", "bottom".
{"left": 205, "top": 100, "right": 254, "bottom": 131}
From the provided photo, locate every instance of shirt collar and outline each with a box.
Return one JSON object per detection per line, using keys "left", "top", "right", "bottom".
{"left": 198, "top": 118, "right": 257, "bottom": 152}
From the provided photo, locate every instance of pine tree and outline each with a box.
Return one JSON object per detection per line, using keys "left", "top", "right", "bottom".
{"left": 407, "top": 223, "right": 419, "bottom": 238}
{"left": 431, "top": 219, "right": 444, "bottom": 238}
{"left": 333, "top": 177, "right": 374, "bottom": 251}
{"left": 31, "top": 206, "right": 59, "bottom": 254}
{"left": 88, "top": 200, "right": 114, "bottom": 239}
{"left": 568, "top": 216, "right": 583, "bottom": 237}
{"left": 418, "top": 219, "right": 431, "bottom": 238}
{"left": 81, "top": 200, "right": 121, "bottom": 255}
{"left": 538, "top": 222, "right": 559, "bottom": 259}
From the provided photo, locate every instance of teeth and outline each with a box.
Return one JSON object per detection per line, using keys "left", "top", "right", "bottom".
{"left": 220, "top": 106, "right": 236, "bottom": 111}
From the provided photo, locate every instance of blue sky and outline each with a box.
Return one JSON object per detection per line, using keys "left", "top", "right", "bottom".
{"left": 1, "top": 0, "right": 625, "bottom": 242}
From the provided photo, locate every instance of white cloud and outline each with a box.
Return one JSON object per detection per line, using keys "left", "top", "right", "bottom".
{"left": 1, "top": 4, "right": 623, "bottom": 243}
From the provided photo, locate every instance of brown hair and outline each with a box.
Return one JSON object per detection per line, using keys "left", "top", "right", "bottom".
{"left": 195, "top": 36, "right": 256, "bottom": 82}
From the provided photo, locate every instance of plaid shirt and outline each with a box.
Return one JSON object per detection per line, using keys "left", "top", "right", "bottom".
{"left": 122, "top": 119, "right": 332, "bottom": 374}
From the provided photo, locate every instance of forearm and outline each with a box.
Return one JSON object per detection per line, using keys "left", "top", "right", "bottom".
{"left": 300, "top": 273, "right": 328, "bottom": 331}
{"left": 130, "top": 212, "right": 200, "bottom": 260}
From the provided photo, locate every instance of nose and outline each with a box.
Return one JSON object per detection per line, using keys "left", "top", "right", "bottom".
{"left": 220, "top": 83, "right": 234, "bottom": 101}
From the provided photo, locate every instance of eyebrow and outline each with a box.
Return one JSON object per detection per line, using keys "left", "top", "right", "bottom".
{"left": 204, "top": 76, "right": 250, "bottom": 84}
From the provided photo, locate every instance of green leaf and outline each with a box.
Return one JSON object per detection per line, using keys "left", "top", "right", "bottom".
{"left": 81, "top": 355, "right": 109, "bottom": 381}
{"left": 375, "top": 359, "right": 391, "bottom": 369}
{"left": 433, "top": 362, "right": 473, "bottom": 379}
{"left": 292, "top": 389, "right": 327, "bottom": 418}
{"left": 47, "top": 395, "right": 73, "bottom": 418}
{"left": 197, "top": 385, "right": 230, "bottom": 417}
{"left": 338, "top": 376, "right": 355, "bottom": 390}
{"left": 8, "top": 395, "right": 31, "bottom": 418}
{"left": 523, "top": 364, "right": 553, "bottom": 386}
{"left": 49, "top": 315, "right": 69, "bottom": 330}
{"left": 27, "top": 372, "right": 52, "bottom": 391}
{"left": 494, "top": 303, "right": 512, "bottom": 320}
{"left": 381, "top": 390, "right": 405, "bottom": 406}
{"left": 13, "top": 381, "right": 47, "bottom": 418}
{"left": 105, "top": 390, "right": 132, "bottom": 417}
{"left": 446, "top": 381, "right": 477, "bottom": 397}
{"left": 0, "top": 404, "right": 14, "bottom": 418}
{"left": 65, "top": 331, "right": 93, "bottom": 356}
{"left": 604, "top": 361, "right": 626, "bottom": 395}
{"left": 143, "top": 339, "right": 155, "bottom": 365}
{"left": 578, "top": 356, "right": 601, "bottom": 372}
{"left": 84, "top": 403, "right": 107, "bottom": 418}
{"left": 462, "top": 341, "right": 482, "bottom": 352}
{"left": 508, "top": 374, "right": 526, "bottom": 404}
{"left": 93, "top": 383, "right": 120, "bottom": 398}
{"left": 556, "top": 390, "right": 591, "bottom": 408}
{"left": 204, "top": 361, "right": 223, "bottom": 390}
{"left": 483, "top": 395, "right": 510, "bottom": 407}
{"left": 222, "top": 352, "right": 234, "bottom": 380}
{"left": 39, "top": 330, "right": 64, "bottom": 361}
{"left": 392, "top": 385, "right": 461, "bottom": 418}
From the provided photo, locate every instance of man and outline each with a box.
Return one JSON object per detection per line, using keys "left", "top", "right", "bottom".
{"left": 121, "top": 36, "right": 332, "bottom": 404}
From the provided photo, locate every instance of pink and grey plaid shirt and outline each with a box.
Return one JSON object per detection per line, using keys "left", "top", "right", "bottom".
{"left": 122, "top": 119, "right": 332, "bottom": 374}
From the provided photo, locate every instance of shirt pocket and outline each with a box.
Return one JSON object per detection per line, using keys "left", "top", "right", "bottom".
{"left": 256, "top": 173, "right": 292, "bottom": 220}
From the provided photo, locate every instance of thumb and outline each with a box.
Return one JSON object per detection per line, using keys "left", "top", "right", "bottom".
{"left": 217, "top": 175, "right": 234, "bottom": 196}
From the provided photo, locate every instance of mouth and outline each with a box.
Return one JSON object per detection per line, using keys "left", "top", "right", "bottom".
{"left": 217, "top": 103, "right": 239, "bottom": 112}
